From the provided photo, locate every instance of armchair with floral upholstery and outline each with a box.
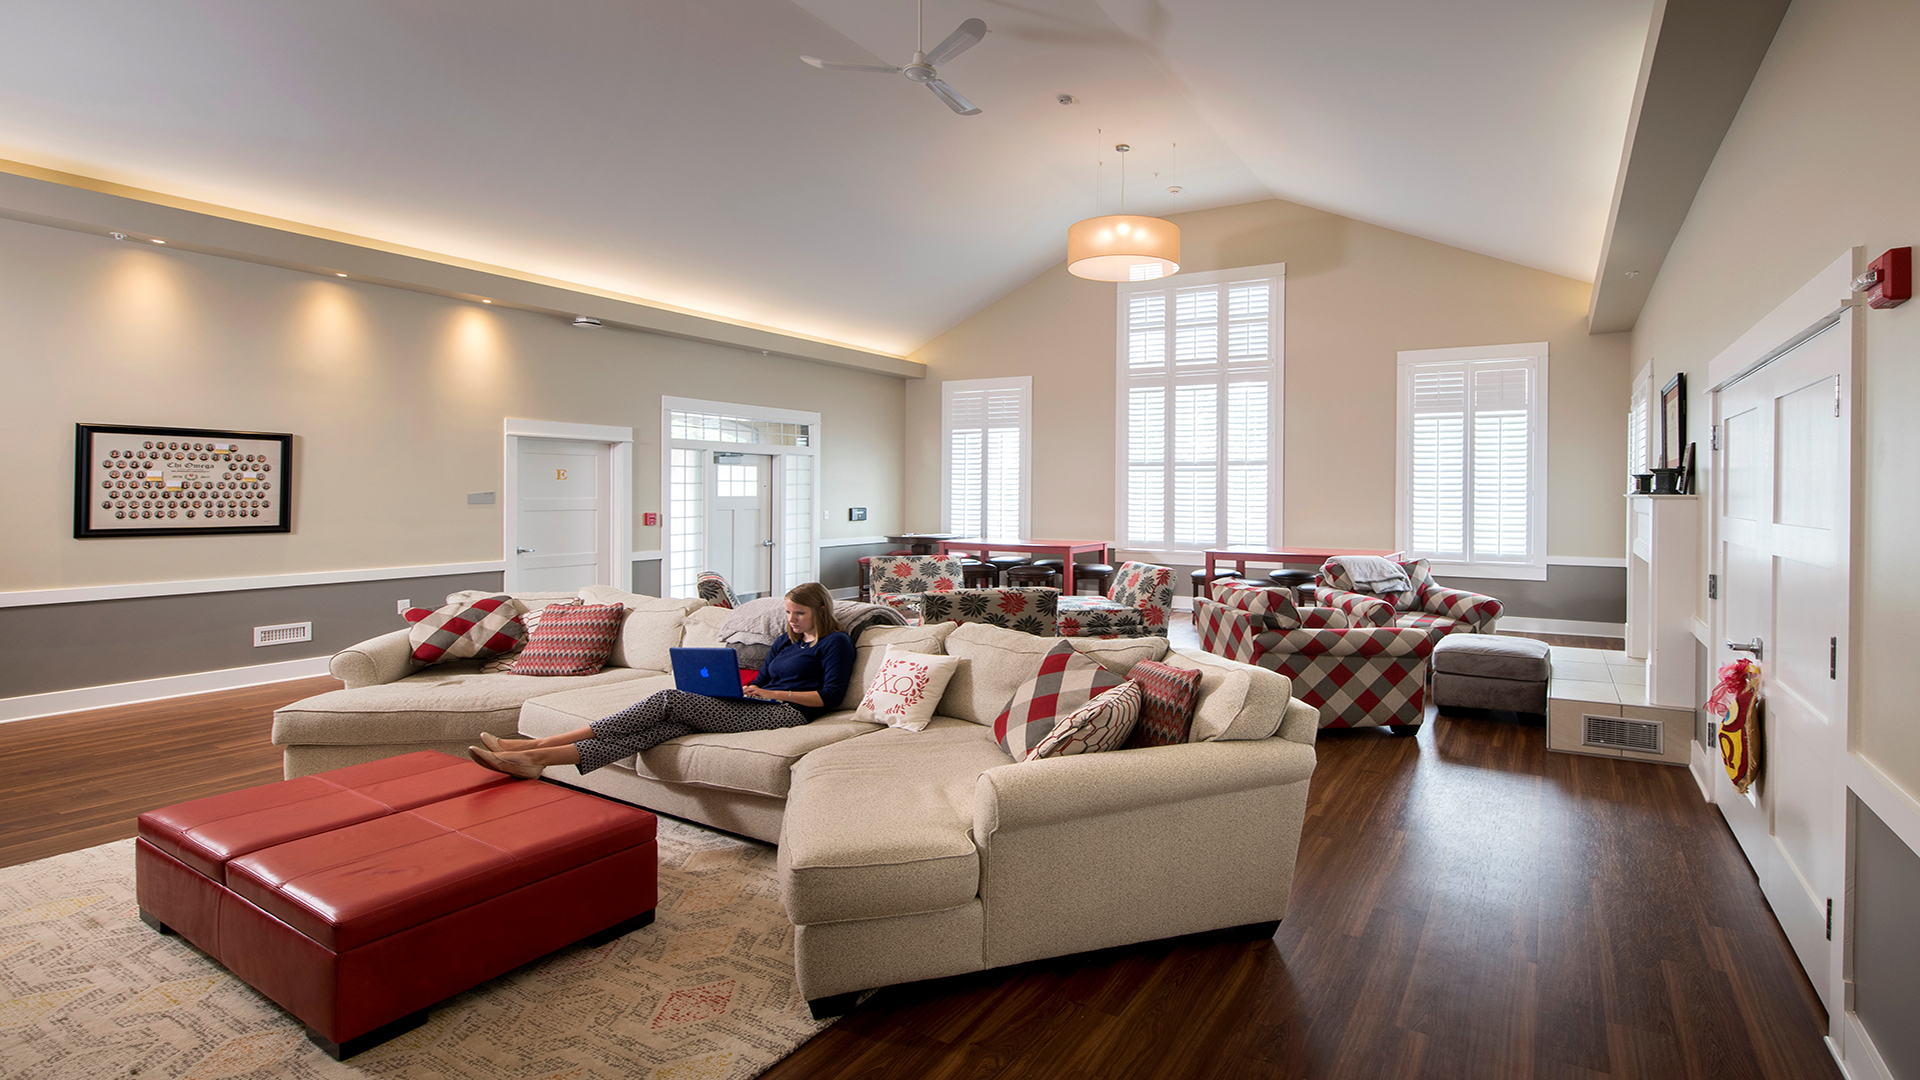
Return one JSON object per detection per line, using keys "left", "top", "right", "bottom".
{"left": 1315, "top": 556, "right": 1502, "bottom": 639}
{"left": 1056, "top": 561, "right": 1175, "bottom": 638}
{"left": 1198, "top": 585, "right": 1433, "bottom": 733}
{"left": 868, "top": 555, "right": 964, "bottom": 598}
{"left": 882, "top": 586, "right": 1059, "bottom": 636}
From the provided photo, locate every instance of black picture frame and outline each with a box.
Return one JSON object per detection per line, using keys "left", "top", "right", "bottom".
{"left": 75, "top": 423, "right": 293, "bottom": 539}
{"left": 1660, "top": 373, "right": 1687, "bottom": 469}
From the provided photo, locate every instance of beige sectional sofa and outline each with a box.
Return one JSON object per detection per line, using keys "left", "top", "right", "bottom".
{"left": 275, "top": 590, "right": 1320, "bottom": 1016}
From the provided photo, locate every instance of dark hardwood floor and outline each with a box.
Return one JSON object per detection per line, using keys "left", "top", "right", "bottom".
{"left": 0, "top": 678, "right": 1837, "bottom": 1079}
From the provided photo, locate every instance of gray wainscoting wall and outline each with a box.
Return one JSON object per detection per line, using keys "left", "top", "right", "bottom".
{"left": 1854, "top": 802, "right": 1920, "bottom": 1079}
{"left": 1, "top": 572, "right": 502, "bottom": 699}
{"left": 1438, "top": 564, "right": 1627, "bottom": 625}
{"left": 821, "top": 542, "right": 896, "bottom": 593}
{"left": 632, "top": 558, "right": 662, "bottom": 597}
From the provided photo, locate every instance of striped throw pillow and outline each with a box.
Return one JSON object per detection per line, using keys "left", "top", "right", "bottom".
{"left": 509, "top": 602, "right": 625, "bottom": 676}
{"left": 1027, "top": 681, "right": 1143, "bottom": 761}
{"left": 1124, "top": 660, "right": 1203, "bottom": 748}
{"left": 403, "top": 595, "right": 526, "bottom": 664}
{"left": 992, "top": 640, "right": 1126, "bottom": 760}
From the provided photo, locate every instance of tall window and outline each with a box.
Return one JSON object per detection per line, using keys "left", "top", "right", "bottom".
{"left": 1396, "top": 343, "right": 1549, "bottom": 579}
{"left": 1118, "top": 263, "right": 1284, "bottom": 555}
{"left": 943, "top": 377, "right": 1030, "bottom": 539}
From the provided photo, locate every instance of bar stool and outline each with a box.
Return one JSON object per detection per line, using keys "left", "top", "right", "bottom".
{"left": 985, "top": 555, "right": 1029, "bottom": 585}
{"left": 1006, "top": 563, "right": 1059, "bottom": 589}
{"left": 1074, "top": 563, "right": 1116, "bottom": 596}
{"left": 1267, "top": 569, "right": 1316, "bottom": 607}
{"left": 961, "top": 560, "right": 998, "bottom": 589}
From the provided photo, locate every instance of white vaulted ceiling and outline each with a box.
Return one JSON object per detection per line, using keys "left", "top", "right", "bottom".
{"left": 0, "top": 0, "right": 1649, "bottom": 356}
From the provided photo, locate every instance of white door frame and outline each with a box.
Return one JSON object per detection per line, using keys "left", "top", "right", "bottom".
{"left": 1702, "top": 248, "right": 1920, "bottom": 1079}
{"left": 502, "top": 418, "right": 634, "bottom": 592}
{"left": 660, "top": 397, "right": 822, "bottom": 600}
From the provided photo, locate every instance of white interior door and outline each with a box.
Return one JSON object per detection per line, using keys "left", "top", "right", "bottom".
{"left": 708, "top": 453, "right": 772, "bottom": 598}
{"left": 1714, "top": 317, "right": 1850, "bottom": 1013}
{"left": 514, "top": 437, "right": 609, "bottom": 591}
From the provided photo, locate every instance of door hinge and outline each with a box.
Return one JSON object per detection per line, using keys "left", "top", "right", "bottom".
{"left": 1707, "top": 574, "right": 1718, "bottom": 599}
{"left": 1826, "top": 898, "right": 1833, "bottom": 940}
{"left": 1831, "top": 637, "right": 1838, "bottom": 679}
{"left": 1835, "top": 378, "right": 1842, "bottom": 417}
{"left": 1711, "top": 424, "right": 1720, "bottom": 450}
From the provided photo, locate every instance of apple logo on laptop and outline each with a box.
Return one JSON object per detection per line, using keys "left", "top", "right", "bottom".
{"left": 700, "top": 667, "right": 710, "bottom": 679}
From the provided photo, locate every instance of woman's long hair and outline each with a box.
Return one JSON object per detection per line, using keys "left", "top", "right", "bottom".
{"left": 785, "top": 582, "right": 841, "bottom": 643}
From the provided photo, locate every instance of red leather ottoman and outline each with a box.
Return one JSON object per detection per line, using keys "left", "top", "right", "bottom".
{"left": 135, "top": 751, "right": 657, "bottom": 1059}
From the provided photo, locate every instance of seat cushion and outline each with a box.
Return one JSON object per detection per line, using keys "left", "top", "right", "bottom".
{"left": 1431, "top": 633, "right": 1551, "bottom": 680}
{"left": 780, "top": 718, "right": 1011, "bottom": 925}
{"left": 225, "top": 778, "right": 655, "bottom": 952}
{"left": 517, "top": 678, "right": 878, "bottom": 798}
{"left": 271, "top": 664, "right": 658, "bottom": 746}
{"left": 1394, "top": 611, "right": 1468, "bottom": 637}
{"left": 138, "top": 751, "right": 510, "bottom": 884}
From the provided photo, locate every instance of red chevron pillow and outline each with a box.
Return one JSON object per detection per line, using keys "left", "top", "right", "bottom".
{"left": 403, "top": 594, "right": 526, "bottom": 664}
{"left": 509, "top": 601, "right": 625, "bottom": 676}
{"left": 1123, "top": 659, "right": 1203, "bottom": 748}
{"left": 993, "top": 640, "right": 1126, "bottom": 759}
{"left": 1028, "top": 680, "right": 1143, "bottom": 761}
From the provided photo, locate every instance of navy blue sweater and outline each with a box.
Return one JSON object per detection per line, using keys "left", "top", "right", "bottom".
{"left": 750, "top": 631, "right": 855, "bottom": 720}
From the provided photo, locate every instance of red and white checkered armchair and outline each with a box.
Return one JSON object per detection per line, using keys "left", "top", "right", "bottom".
{"left": 1057, "top": 561, "right": 1175, "bottom": 638}
{"left": 1197, "top": 580, "right": 1434, "bottom": 733}
{"left": 1315, "top": 556, "right": 1502, "bottom": 639}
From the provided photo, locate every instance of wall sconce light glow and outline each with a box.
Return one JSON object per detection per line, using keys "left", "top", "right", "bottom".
{"left": 1066, "top": 214, "right": 1180, "bottom": 281}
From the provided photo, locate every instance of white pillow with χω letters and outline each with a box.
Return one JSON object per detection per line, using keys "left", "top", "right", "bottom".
{"left": 854, "top": 646, "right": 964, "bottom": 732}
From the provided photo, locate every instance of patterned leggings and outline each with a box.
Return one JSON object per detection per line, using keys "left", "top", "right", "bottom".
{"left": 575, "top": 689, "right": 809, "bottom": 774}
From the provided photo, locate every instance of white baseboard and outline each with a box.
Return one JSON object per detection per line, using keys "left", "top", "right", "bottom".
{"left": 1837, "top": 1011, "right": 1890, "bottom": 1080}
{"left": 0, "top": 655, "right": 333, "bottom": 725}
{"left": 1690, "top": 739, "right": 1717, "bottom": 803}
{"left": 1497, "top": 617, "right": 1626, "bottom": 639}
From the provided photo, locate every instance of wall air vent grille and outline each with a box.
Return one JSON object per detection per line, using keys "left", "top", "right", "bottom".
{"left": 253, "top": 622, "right": 313, "bottom": 647}
{"left": 1583, "top": 713, "right": 1663, "bottom": 754}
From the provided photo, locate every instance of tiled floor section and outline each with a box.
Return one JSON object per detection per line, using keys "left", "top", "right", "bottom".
{"left": 1549, "top": 645, "right": 1650, "bottom": 705}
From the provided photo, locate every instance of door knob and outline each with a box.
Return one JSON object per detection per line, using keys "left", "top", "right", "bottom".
{"left": 1725, "top": 637, "right": 1764, "bottom": 660}
{"left": 763, "top": 539, "right": 776, "bottom": 547}
{"left": 516, "top": 547, "right": 536, "bottom": 555}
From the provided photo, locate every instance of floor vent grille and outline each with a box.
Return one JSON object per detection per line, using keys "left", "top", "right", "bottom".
{"left": 1584, "top": 713, "right": 1663, "bottom": 754}
{"left": 253, "top": 622, "right": 313, "bottom": 647}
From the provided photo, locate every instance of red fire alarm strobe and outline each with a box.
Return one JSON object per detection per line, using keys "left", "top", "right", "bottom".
{"left": 1855, "top": 246, "right": 1911, "bottom": 309}
{"left": 643, "top": 512, "right": 658, "bottom": 526}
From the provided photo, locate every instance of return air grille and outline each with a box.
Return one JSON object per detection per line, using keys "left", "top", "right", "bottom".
{"left": 253, "top": 622, "right": 312, "bottom": 647}
{"left": 1583, "top": 713, "right": 1663, "bottom": 754}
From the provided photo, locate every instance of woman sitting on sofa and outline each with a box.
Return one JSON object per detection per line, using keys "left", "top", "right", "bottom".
{"left": 469, "top": 581, "right": 855, "bottom": 779}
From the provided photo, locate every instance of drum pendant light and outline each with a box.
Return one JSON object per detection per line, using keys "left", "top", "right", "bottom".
{"left": 1067, "top": 143, "right": 1179, "bottom": 281}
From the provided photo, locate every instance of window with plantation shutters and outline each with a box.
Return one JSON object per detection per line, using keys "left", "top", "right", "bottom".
{"left": 943, "top": 377, "right": 1030, "bottom": 539}
{"left": 1396, "top": 343, "right": 1549, "bottom": 579}
{"left": 1117, "top": 263, "right": 1284, "bottom": 556}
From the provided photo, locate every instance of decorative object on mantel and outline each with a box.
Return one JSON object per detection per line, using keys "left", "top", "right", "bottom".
{"left": 1660, "top": 372, "right": 1687, "bottom": 468}
{"left": 1068, "top": 142, "right": 1180, "bottom": 281}
{"left": 1678, "top": 442, "right": 1696, "bottom": 494}
{"left": 1650, "top": 467, "right": 1683, "bottom": 495}
{"left": 1631, "top": 473, "right": 1655, "bottom": 494}
{"left": 74, "top": 423, "right": 292, "bottom": 538}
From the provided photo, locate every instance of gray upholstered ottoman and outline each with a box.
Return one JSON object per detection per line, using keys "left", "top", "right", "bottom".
{"left": 1431, "top": 635, "right": 1550, "bottom": 718}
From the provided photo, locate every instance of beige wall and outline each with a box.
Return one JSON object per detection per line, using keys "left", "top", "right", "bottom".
{"left": 905, "top": 198, "right": 1630, "bottom": 559}
{"left": 1629, "top": 0, "right": 1920, "bottom": 797}
{"left": 2, "top": 216, "right": 905, "bottom": 592}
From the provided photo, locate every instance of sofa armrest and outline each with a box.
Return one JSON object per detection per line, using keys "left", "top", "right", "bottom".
{"left": 1419, "top": 583, "right": 1504, "bottom": 631}
{"left": 975, "top": 736, "right": 1316, "bottom": 835}
{"left": 1319, "top": 587, "right": 1395, "bottom": 627}
{"left": 329, "top": 628, "right": 422, "bottom": 689}
{"left": 972, "top": 736, "right": 1317, "bottom": 968}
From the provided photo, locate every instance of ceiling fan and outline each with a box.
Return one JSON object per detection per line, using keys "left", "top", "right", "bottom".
{"left": 802, "top": 1, "right": 988, "bottom": 116}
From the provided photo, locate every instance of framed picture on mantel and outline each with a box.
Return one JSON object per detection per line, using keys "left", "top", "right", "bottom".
{"left": 1660, "top": 373, "right": 1687, "bottom": 469}
{"left": 75, "top": 423, "right": 293, "bottom": 538}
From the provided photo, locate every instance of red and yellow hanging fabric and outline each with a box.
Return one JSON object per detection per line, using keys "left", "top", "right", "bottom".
{"left": 1707, "top": 658, "right": 1762, "bottom": 794}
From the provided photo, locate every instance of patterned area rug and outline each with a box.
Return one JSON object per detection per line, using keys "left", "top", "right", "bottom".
{"left": 0, "top": 818, "right": 831, "bottom": 1079}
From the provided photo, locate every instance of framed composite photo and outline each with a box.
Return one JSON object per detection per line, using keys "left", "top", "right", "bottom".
{"left": 75, "top": 423, "right": 293, "bottom": 539}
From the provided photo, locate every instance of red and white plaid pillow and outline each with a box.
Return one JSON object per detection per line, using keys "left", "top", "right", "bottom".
{"left": 403, "top": 595, "right": 526, "bottom": 664}
{"left": 508, "top": 602, "right": 625, "bottom": 677}
{"left": 1027, "top": 681, "right": 1142, "bottom": 761}
{"left": 993, "top": 640, "right": 1126, "bottom": 759}
{"left": 1124, "top": 660, "right": 1204, "bottom": 748}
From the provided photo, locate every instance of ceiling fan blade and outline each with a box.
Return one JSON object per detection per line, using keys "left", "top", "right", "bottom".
{"left": 801, "top": 56, "right": 903, "bottom": 73}
{"left": 925, "top": 78, "right": 981, "bottom": 116}
{"left": 925, "top": 17, "right": 987, "bottom": 65}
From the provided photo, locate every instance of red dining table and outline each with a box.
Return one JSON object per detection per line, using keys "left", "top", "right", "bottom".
{"left": 936, "top": 538, "right": 1111, "bottom": 595}
{"left": 1202, "top": 547, "right": 1396, "bottom": 587}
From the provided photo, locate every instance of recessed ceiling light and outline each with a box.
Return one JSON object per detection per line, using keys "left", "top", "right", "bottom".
{"left": 481, "top": 298, "right": 493, "bottom": 304}
{"left": 150, "top": 238, "right": 166, "bottom": 244}
{"left": 571, "top": 316, "right": 603, "bottom": 329}
{"left": 335, "top": 272, "right": 348, "bottom": 277}
{"left": 109, "top": 232, "right": 127, "bottom": 241}
{"left": 1057, "top": 94, "right": 1077, "bottom": 105}
{"left": 1623, "top": 270, "right": 1640, "bottom": 278}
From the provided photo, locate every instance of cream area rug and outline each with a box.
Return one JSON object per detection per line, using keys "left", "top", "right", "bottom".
{"left": 0, "top": 818, "right": 831, "bottom": 1079}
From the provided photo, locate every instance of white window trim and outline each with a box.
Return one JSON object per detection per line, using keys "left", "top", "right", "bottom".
{"left": 1114, "top": 262, "right": 1286, "bottom": 558}
{"left": 659, "top": 396, "right": 821, "bottom": 599}
{"left": 940, "top": 376, "right": 1032, "bottom": 538}
{"left": 1395, "top": 342, "right": 1549, "bottom": 581}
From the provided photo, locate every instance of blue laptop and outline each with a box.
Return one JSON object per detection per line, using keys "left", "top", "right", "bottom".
{"left": 670, "top": 647, "right": 745, "bottom": 699}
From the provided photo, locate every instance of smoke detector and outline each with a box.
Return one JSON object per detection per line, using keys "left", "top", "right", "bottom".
{"left": 571, "top": 316, "right": 604, "bottom": 329}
